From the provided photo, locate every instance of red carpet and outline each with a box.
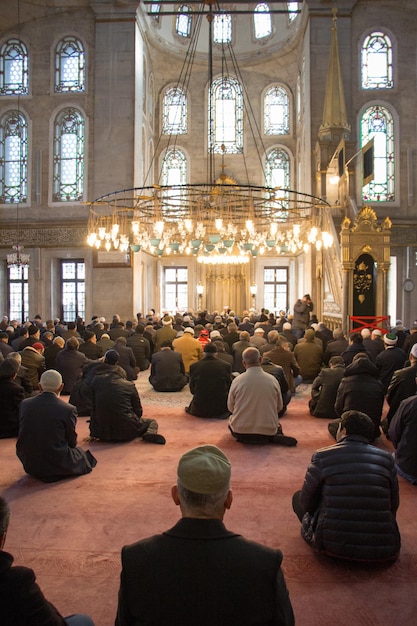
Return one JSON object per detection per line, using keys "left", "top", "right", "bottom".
{"left": 1, "top": 380, "right": 416, "bottom": 625}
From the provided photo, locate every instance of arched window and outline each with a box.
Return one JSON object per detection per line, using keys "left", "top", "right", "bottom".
{"left": 264, "top": 85, "right": 290, "bottom": 135}
{"left": 176, "top": 5, "right": 192, "bottom": 38}
{"left": 0, "top": 38, "right": 28, "bottom": 96}
{"left": 0, "top": 110, "right": 28, "bottom": 204}
{"left": 53, "top": 108, "right": 85, "bottom": 202}
{"left": 361, "top": 105, "right": 395, "bottom": 202}
{"left": 209, "top": 77, "right": 243, "bottom": 154}
{"left": 54, "top": 36, "right": 85, "bottom": 93}
{"left": 162, "top": 86, "right": 187, "bottom": 134}
{"left": 213, "top": 13, "right": 232, "bottom": 44}
{"left": 254, "top": 3, "right": 272, "bottom": 40}
{"left": 361, "top": 32, "right": 393, "bottom": 89}
{"left": 287, "top": 2, "right": 299, "bottom": 22}
{"left": 265, "top": 148, "right": 291, "bottom": 220}
{"left": 150, "top": 3, "right": 161, "bottom": 21}
{"left": 161, "top": 148, "right": 187, "bottom": 219}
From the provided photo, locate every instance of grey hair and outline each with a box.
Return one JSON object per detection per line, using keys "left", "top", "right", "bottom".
{"left": 177, "top": 480, "right": 230, "bottom": 517}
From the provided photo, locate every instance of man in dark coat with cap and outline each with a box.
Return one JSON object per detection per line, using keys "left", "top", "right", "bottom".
{"left": 115, "top": 445, "right": 294, "bottom": 626}
{"left": 186, "top": 343, "right": 232, "bottom": 418}
{"left": 0, "top": 358, "right": 25, "bottom": 438}
{"left": 16, "top": 370, "right": 97, "bottom": 482}
{"left": 90, "top": 350, "right": 165, "bottom": 443}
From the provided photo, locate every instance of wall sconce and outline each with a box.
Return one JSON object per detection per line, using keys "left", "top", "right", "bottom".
{"left": 249, "top": 284, "right": 257, "bottom": 308}
{"left": 196, "top": 283, "right": 204, "bottom": 309}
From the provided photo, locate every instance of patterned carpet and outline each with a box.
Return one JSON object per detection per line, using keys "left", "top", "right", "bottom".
{"left": 1, "top": 378, "right": 416, "bottom": 625}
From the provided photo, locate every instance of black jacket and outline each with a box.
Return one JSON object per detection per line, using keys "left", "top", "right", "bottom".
{"left": 126, "top": 334, "right": 151, "bottom": 370}
{"left": 299, "top": 436, "right": 401, "bottom": 562}
{"left": 335, "top": 357, "right": 384, "bottom": 440}
{"left": 0, "top": 378, "right": 25, "bottom": 437}
{"left": 309, "top": 364, "right": 345, "bottom": 418}
{"left": 375, "top": 346, "right": 406, "bottom": 394}
{"left": 389, "top": 394, "right": 417, "bottom": 479}
{"left": 386, "top": 363, "right": 417, "bottom": 423}
{"left": 115, "top": 518, "right": 294, "bottom": 626}
{"left": 16, "top": 392, "right": 95, "bottom": 482}
{"left": 90, "top": 369, "right": 144, "bottom": 441}
{"left": 149, "top": 350, "right": 188, "bottom": 392}
{"left": 188, "top": 355, "right": 232, "bottom": 417}
{"left": 0, "top": 550, "right": 66, "bottom": 625}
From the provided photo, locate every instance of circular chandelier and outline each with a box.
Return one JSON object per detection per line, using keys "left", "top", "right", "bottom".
{"left": 86, "top": 2, "right": 333, "bottom": 262}
{"left": 86, "top": 182, "right": 332, "bottom": 259}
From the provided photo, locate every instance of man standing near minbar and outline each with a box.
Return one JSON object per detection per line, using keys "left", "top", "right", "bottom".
{"left": 115, "top": 445, "right": 294, "bottom": 626}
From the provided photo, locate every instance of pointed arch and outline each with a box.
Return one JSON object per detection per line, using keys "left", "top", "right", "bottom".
{"left": 254, "top": 3, "right": 272, "bottom": 40}
{"left": 209, "top": 76, "right": 243, "bottom": 154}
{"left": 52, "top": 107, "right": 86, "bottom": 202}
{"left": 0, "top": 38, "right": 29, "bottom": 96}
{"left": 162, "top": 86, "right": 187, "bottom": 134}
{"left": 264, "top": 85, "right": 290, "bottom": 135}
{"left": 361, "top": 31, "right": 393, "bottom": 90}
{"left": 0, "top": 110, "right": 28, "bottom": 204}
{"left": 54, "top": 36, "right": 85, "bottom": 93}
{"left": 360, "top": 104, "right": 395, "bottom": 202}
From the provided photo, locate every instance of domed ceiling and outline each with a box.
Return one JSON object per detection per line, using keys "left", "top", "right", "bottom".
{"left": 139, "top": 2, "right": 303, "bottom": 61}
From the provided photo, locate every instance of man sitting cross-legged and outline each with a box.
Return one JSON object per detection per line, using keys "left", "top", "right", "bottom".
{"left": 16, "top": 370, "right": 97, "bottom": 483}
{"left": 227, "top": 347, "right": 297, "bottom": 446}
{"left": 90, "top": 349, "right": 166, "bottom": 444}
{"left": 186, "top": 343, "right": 233, "bottom": 418}
{"left": 293, "top": 410, "right": 401, "bottom": 563}
{"left": 115, "top": 445, "right": 294, "bottom": 626}
{"left": 0, "top": 496, "right": 95, "bottom": 625}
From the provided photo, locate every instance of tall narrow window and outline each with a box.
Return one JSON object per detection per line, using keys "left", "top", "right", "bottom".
{"left": 164, "top": 266, "right": 188, "bottom": 311}
{"left": 0, "top": 110, "right": 28, "bottom": 204}
{"left": 8, "top": 264, "right": 29, "bottom": 323}
{"left": 361, "top": 105, "right": 395, "bottom": 202}
{"left": 213, "top": 13, "right": 232, "bottom": 44}
{"left": 53, "top": 107, "right": 85, "bottom": 202}
{"left": 361, "top": 32, "right": 393, "bottom": 89}
{"left": 264, "top": 86, "right": 290, "bottom": 135}
{"left": 264, "top": 267, "right": 288, "bottom": 312}
{"left": 254, "top": 3, "right": 272, "bottom": 40}
{"left": 61, "top": 260, "right": 85, "bottom": 322}
{"left": 265, "top": 148, "right": 291, "bottom": 220}
{"left": 162, "top": 87, "right": 187, "bottom": 134}
{"left": 209, "top": 77, "right": 243, "bottom": 154}
{"left": 54, "top": 36, "right": 85, "bottom": 93}
{"left": 287, "top": 2, "right": 299, "bottom": 22}
{"left": 0, "top": 38, "right": 28, "bottom": 96}
{"left": 150, "top": 3, "right": 161, "bottom": 21}
{"left": 176, "top": 5, "right": 192, "bottom": 38}
{"left": 161, "top": 148, "right": 187, "bottom": 219}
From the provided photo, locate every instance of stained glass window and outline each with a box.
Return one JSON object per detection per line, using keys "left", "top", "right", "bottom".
{"left": 54, "top": 36, "right": 85, "bottom": 93}
{"left": 8, "top": 264, "right": 29, "bottom": 323}
{"left": 264, "top": 86, "right": 290, "bottom": 135}
{"left": 361, "top": 105, "right": 395, "bottom": 202}
{"left": 265, "top": 148, "right": 291, "bottom": 220}
{"left": 164, "top": 266, "right": 188, "bottom": 312}
{"left": 209, "top": 77, "right": 243, "bottom": 154}
{"left": 61, "top": 260, "right": 85, "bottom": 322}
{"left": 254, "top": 4, "right": 272, "bottom": 40}
{"left": 0, "top": 110, "right": 28, "bottom": 204}
{"left": 0, "top": 38, "right": 28, "bottom": 96}
{"left": 161, "top": 148, "right": 187, "bottom": 219}
{"left": 264, "top": 267, "right": 288, "bottom": 312}
{"left": 53, "top": 108, "right": 85, "bottom": 202}
{"left": 176, "top": 5, "right": 192, "bottom": 38}
{"left": 213, "top": 13, "right": 232, "bottom": 44}
{"left": 287, "top": 2, "right": 299, "bottom": 22}
{"left": 361, "top": 32, "right": 393, "bottom": 89}
{"left": 163, "top": 87, "right": 187, "bottom": 134}
{"left": 150, "top": 3, "right": 161, "bottom": 21}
